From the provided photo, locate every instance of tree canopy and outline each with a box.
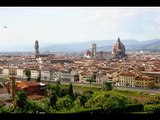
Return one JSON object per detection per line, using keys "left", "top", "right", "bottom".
{"left": 24, "top": 68, "right": 31, "bottom": 81}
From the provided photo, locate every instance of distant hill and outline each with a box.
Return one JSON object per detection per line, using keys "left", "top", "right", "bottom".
{"left": 41, "top": 39, "right": 160, "bottom": 53}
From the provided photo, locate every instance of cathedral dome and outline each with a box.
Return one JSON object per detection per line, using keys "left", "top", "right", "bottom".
{"left": 84, "top": 50, "right": 91, "bottom": 58}
{"left": 112, "top": 37, "right": 126, "bottom": 59}
{"left": 86, "top": 50, "right": 91, "bottom": 56}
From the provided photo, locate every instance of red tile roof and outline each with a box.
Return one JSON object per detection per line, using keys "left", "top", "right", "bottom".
{"left": 16, "top": 81, "right": 39, "bottom": 88}
{"left": 0, "top": 86, "right": 8, "bottom": 94}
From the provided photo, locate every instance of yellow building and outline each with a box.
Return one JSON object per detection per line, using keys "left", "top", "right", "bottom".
{"left": 135, "top": 76, "right": 155, "bottom": 89}
{"left": 141, "top": 72, "right": 160, "bottom": 86}
{"left": 79, "top": 72, "right": 92, "bottom": 83}
{"left": 118, "top": 72, "right": 136, "bottom": 87}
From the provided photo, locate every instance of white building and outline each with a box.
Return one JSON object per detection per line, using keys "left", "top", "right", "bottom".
{"left": 41, "top": 70, "right": 50, "bottom": 81}
{"left": 16, "top": 68, "right": 25, "bottom": 78}
{"left": 3, "top": 67, "right": 9, "bottom": 76}
{"left": 31, "top": 69, "right": 39, "bottom": 79}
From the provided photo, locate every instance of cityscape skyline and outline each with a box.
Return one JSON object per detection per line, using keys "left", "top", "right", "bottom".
{"left": 0, "top": 7, "right": 160, "bottom": 113}
{"left": 0, "top": 7, "right": 160, "bottom": 51}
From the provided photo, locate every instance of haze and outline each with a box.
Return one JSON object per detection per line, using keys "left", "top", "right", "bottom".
{"left": 0, "top": 7, "right": 160, "bottom": 51}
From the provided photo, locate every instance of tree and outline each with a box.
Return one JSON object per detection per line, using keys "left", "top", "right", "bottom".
{"left": 0, "top": 83, "right": 3, "bottom": 88}
{"left": 86, "top": 73, "right": 96, "bottom": 85}
{"left": 26, "top": 99, "right": 51, "bottom": 113}
{"left": 36, "top": 72, "right": 41, "bottom": 82}
{"left": 15, "top": 90, "right": 27, "bottom": 111}
{"left": 50, "top": 92, "right": 57, "bottom": 108}
{"left": 102, "top": 82, "right": 113, "bottom": 91}
{"left": 86, "top": 91, "right": 128, "bottom": 112}
{"left": 83, "top": 90, "right": 93, "bottom": 100}
{"left": 144, "top": 104, "right": 160, "bottom": 113}
{"left": 53, "top": 84, "right": 61, "bottom": 97}
{"left": 74, "top": 95, "right": 85, "bottom": 108}
{"left": 68, "top": 83, "right": 74, "bottom": 98}
{"left": 56, "top": 95, "right": 73, "bottom": 111}
{"left": 80, "top": 95, "right": 87, "bottom": 107}
{"left": 25, "top": 68, "right": 31, "bottom": 81}
{"left": 86, "top": 78, "right": 96, "bottom": 84}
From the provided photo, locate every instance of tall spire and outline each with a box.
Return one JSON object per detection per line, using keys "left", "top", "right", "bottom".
{"left": 35, "top": 40, "right": 39, "bottom": 58}
{"left": 117, "top": 37, "right": 120, "bottom": 42}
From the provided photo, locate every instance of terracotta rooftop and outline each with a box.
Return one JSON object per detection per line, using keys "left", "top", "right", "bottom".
{"left": 16, "top": 81, "right": 40, "bottom": 88}
{"left": 119, "top": 72, "right": 135, "bottom": 76}
{"left": 0, "top": 86, "right": 8, "bottom": 94}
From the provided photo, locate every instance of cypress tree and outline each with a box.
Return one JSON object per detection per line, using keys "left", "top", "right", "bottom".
{"left": 68, "top": 83, "right": 74, "bottom": 98}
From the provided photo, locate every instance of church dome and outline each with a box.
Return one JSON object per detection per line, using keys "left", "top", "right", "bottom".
{"left": 86, "top": 50, "right": 91, "bottom": 56}
{"left": 112, "top": 37, "right": 126, "bottom": 59}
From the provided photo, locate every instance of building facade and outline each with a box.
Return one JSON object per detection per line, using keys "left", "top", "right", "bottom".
{"left": 135, "top": 76, "right": 155, "bottom": 89}
{"left": 92, "top": 43, "right": 97, "bottom": 60}
{"left": 35, "top": 40, "right": 39, "bottom": 58}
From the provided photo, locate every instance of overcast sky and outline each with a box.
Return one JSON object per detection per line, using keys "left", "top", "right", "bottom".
{"left": 0, "top": 7, "right": 160, "bottom": 51}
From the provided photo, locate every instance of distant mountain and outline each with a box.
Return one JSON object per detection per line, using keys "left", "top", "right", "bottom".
{"left": 41, "top": 39, "right": 160, "bottom": 53}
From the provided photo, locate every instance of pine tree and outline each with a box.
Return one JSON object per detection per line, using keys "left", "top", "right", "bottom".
{"left": 68, "top": 83, "right": 74, "bottom": 98}
{"left": 15, "top": 90, "right": 27, "bottom": 111}
{"left": 50, "top": 92, "right": 57, "bottom": 108}
{"left": 25, "top": 68, "right": 31, "bottom": 81}
{"left": 36, "top": 71, "right": 41, "bottom": 82}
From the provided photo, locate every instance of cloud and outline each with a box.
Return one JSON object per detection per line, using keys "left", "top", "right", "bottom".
{"left": 155, "top": 16, "right": 160, "bottom": 25}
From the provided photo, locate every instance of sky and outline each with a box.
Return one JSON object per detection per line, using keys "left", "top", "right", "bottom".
{"left": 0, "top": 7, "right": 160, "bottom": 51}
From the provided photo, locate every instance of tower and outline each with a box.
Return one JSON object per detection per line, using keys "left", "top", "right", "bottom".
{"left": 92, "top": 43, "right": 96, "bottom": 59}
{"left": 99, "top": 51, "right": 103, "bottom": 60}
{"left": 35, "top": 40, "right": 39, "bottom": 58}
{"left": 9, "top": 68, "right": 16, "bottom": 102}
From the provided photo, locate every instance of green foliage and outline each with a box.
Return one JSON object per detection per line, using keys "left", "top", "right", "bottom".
{"left": 86, "top": 73, "right": 96, "bottom": 84}
{"left": 79, "top": 95, "right": 87, "bottom": 107}
{"left": 86, "top": 91, "right": 129, "bottom": 112}
{"left": 47, "top": 84, "right": 68, "bottom": 98}
{"left": 74, "top": 96, "right": 82, "bottom": 109}
{"left": 0, "top": 83, "right": 3, "bottom": 88}
{"left": 144, "top": 104, "right": 160, "bottom": 113}
{"left": 86, "top": 79, "right": 96, "bottom": 84}
{"left": 82, "top": 90, "right": 93, "bottom": 101}
{"left": 24, "top": 68, "right": 31, "bottom": 81}
{"left": 56, "top": 95, "right": 74, "bottom": 111}
{"left": 0, "top": 100, "right": 5, "bottom": 107}
{"left": 60, "top": 88, "right": 68, "bottom": 97}
{"left": 15, "top": 90, "right": 27, "bottom": 110}
{"left": 25, "top": 98, "right": 52, "bottom": 113}
{"left": 36, "top": 73, "right": 41, "bottom": 82}
{"left": 51, "top": 84, "right": 61, "bottom": 97}
{"left": 0, "top": 77, "right": 5, "bottom": 81}
{"left": 74, "top": 95, "right": 87, "bottom": 108}
{"left": 68, "top": 84, "right": 74, "bottom": 98}
{"left": 0, "top": 106, "right": 15, "bottom": 113}
{"left": 123, "top": 104, "right": 144, "bottom": 112}
{"left": 50, "top": 93, "right": 57, "bottom": 108}
{"left": 102, "top": 82, "right": 113, "bottom": 91}
{"left": 57, "top": 107, "right": 102, "bottom": 114}
{"left": 147, "top": 94, "right": 160, "bottom": 104}
{"left": 73, "top": 91, "right": 81, "bottom": 99}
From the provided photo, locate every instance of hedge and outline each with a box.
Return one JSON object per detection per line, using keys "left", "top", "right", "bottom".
{"left": 109, "top": 104, "right": 144, "bottom": 113}
{"left": 144, "top": 104, "right": 160, "bottom": 113}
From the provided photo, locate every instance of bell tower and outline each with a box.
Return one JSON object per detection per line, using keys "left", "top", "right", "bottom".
{"left": 35, "top": 40, "right": 39, "bottom": 58}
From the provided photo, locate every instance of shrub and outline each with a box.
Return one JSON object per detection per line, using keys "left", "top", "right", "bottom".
{"left": 123, "top": 104, "right": 144, "bottom": 112}
{"left": 56, "top": 95, "right": 74, "bottom": 111}
{"left": 144, "top": 104, "right": 160, "bottom": 113}
{"left": 86, "top": 91, "right": 129, "bottom": 112}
